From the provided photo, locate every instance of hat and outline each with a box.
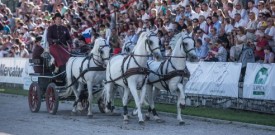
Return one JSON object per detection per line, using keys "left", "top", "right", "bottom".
{"left": 52, "top": 12, "right": 63, "bottom": 20}
{"left": 35, "top": 36, "right": 42, "bottom": 43}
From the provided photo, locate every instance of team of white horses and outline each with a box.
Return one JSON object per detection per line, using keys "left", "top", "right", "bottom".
{"left": 62, "top": 29, "right": 196, "bottom": 124}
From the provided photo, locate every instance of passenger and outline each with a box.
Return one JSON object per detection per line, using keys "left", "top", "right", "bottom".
{"left": 32, "top": 36, "right": 50, "bottom": 74}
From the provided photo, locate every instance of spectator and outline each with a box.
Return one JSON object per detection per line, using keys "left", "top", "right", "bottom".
{"left": 230, "top": 26, "right": 247, "bottom": 61}
{"left": 195, "top": 38, "right": 209, "bottom": 60}
{"left": 19, "top": 43, "right": 29, "bottom": 58}
{"left": 264, "top": 18, "right": 275, "bottom": 48}
{"left": 264, "top": 45, "right": 275, "bottom": 63}
{"left": 246, "top": 12, "right": 257, "bottom": 42}
{"left": 209, "top": 39, "right": 228, "bottom": 62}
{"left": 255, "top": 31, "right": 268, "bottom": 62}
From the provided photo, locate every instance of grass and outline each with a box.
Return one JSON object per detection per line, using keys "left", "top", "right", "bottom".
{"left": 1, "top": 88, "right": 275, "bottom": 127}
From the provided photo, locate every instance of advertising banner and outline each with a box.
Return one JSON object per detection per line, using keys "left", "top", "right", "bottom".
{"left": 243, "top": 63, "right": 275, "bottom": 100}
{"left": 185, "top": 62, "right": 242, "bottom": 98}
{"left": 0, "top": 58, "right": 28, "bottom": 84}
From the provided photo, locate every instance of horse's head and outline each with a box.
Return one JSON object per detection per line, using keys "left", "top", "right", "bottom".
{"left": 144, "top": 29, "right": 162, "bottom": 61}
{"left": 91, "top": 38, "right": 111, "bottom": 68}
{"left": 179, "top": 32, "right": 196, "bottom": 61}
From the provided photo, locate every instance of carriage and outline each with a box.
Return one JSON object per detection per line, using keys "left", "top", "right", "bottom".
{"left": 27, "top": 42, "right": 107, "bottom": 115}
{"left": 28, "top": 29, "right": 195, "bottom": 124}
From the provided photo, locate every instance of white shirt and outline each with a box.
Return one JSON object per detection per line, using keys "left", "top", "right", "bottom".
{"left": 265, "top": 26, "right": 275, "bottom": 42}
{"left": 249, "top": 7, "right": 259, "bottom": 17}
{"left": 234, "top": 19, "right": 247, "bottom": 28}
{"left": 225, "top": 24, "right": 234, "bottom": 34}
{"left": 141, "top": 13, "right": 150, "bottom": 22}
{"left": 199, "top": 21, "right": 208, "bottom": 33}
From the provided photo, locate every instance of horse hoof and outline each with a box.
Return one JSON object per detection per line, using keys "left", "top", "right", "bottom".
{"left": 139, "top": 121, "right": 145, "bottom": 125}
{"left": 87, "top": 115, "right": 93, "bottom": 119}
{"left": 180, "top": 104, "right": 185, "bottom": 109}
{"left": 156, "top": 119, "right": 165, "bottom": 123}
{"left": 123, "top": 120, "right": 129, "bottom": 124}
{"left": 145, "top": 115, "right": 150, "bottom": 121}
{"left": 179, "top": 121, "right": 185, "bottom": 125}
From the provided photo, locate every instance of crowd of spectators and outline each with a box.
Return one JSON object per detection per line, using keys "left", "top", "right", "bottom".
{"left": 0, "top": 0, "right": 274, "bottom": 64}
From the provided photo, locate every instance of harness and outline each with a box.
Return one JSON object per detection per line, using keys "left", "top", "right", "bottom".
{"left": 147, "top": 36, "right": 194, "bottom": 91}
{"left": 65, "top": 43, "right": 110, "bottom": 89}
{"left": 105, "top": 32, "right": 159, "bottom": 90}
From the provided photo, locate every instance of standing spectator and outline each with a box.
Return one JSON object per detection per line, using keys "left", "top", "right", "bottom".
{"left": 109, "top": 28, "right": 122, "bottom": 55}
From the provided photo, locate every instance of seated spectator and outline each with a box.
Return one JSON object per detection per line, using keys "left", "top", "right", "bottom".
{"left": 20, "top": 43, "right": 29, "bottom": 58}
{"left": 254, "top": 32, "right": 268, "bottom": 62}
{"left": 210, "top": 40, "right": 228, "bottom": 62}
{"left": 195, "top": 38, "right": 208, "bottom": 60}
{"left": 264, "top": 46, "right": 275, "bottom": 63}
{"left": 9, "top": 45, "right": 20, "bottom": 57}
{"left": 264, "top": 18, "right": 275, "bottom": 48}
{"left": 204, "top": 42, "right": 219, "bottom": 61}
{"left": 230, "top": 26, "right": 247, "bottom": 61}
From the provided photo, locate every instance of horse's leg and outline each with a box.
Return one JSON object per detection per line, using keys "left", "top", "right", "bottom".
{"left": 145, "top": 84, "right": 153, "bottom": 120}
{"left": 122, "top": 87, "right": 130, "bottom": 122}
{"left": 150, "top": 87, "right": 163, "bottom": 122}
{"left": 104, "top": 82, "right": 114, "bottom": 113}
{"left": 177, "top": 83, "right": 186, "bottom": 125}
{"left": 128, "top": 82, "right": 144, "bottom": 124}
{"left": 87, "top": 82, "right": 94, "bottom": 118}
{"left": 71, "top": 83, "right": 81, "bottom": 115}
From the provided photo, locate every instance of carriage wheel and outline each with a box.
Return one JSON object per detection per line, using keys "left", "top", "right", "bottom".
{"left": 97, "top": 97, "right": 106, "bottom": 113}
{"left": 28, "top": 82, "right": 42, "bottom": 112}
{"left": 45, "top": 83, "right": 59, "bottom": 115}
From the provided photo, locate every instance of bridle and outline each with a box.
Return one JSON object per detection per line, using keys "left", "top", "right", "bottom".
{"left": 165, "top": 36, "right": 195, "bottom": 59}
{"left": 91, "top": 40, "right": 110, "bottom": 67}
{"left": 145, "top": 32, "right": 160, "bottom": 54}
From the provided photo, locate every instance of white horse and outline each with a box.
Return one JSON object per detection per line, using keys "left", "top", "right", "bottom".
{"left": 104, "top": 30, "right": 162, "bottom": 124}
{"left": 64, "top": 37, "right": 111, "bottom": 118}
{"left": 145, "top": 31, "right": 196, "bottom": 124}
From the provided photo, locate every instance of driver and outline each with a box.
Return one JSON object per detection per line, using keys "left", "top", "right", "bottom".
{"left": 47, "top": 12, "right": 72, "bottom": 74}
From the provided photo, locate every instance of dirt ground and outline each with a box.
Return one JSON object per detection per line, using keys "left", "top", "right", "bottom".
{"left": 0, "top": 93, "right": 274, "bottom": 135}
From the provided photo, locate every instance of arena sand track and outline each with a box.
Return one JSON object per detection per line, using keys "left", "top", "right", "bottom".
{"left": 0, "top": 93, "right": 274, "bottom": 135}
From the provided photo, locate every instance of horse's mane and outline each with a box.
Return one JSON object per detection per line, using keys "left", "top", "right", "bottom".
{"left": 169, "top": 32, "right": 182, "bottom": 50}
{"left": 131, "top": 32, "right": 147, "bottom": 52}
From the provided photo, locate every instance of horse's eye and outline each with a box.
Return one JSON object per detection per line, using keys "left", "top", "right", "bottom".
{"left": 146, "top": 39, "right": 153, "bottom": 45}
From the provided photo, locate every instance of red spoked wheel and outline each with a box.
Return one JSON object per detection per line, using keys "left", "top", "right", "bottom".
{"left": 28, "top": 82, "right": 42, "bottom": 112}
{"left": 45, "top": 83, "right": 59, "bottom": 115}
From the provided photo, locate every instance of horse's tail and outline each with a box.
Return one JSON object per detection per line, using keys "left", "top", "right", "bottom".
{"left": 60, "top": 58, "right": 74, "bottom": 98}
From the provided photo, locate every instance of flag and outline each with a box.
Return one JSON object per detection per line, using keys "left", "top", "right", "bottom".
{"left": 82, "top": 28, "right": 92, "bottom": 44}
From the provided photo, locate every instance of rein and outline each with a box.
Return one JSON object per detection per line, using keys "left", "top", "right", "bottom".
{"left": 105, "top": 32, "right": 159, "bottom": 89}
